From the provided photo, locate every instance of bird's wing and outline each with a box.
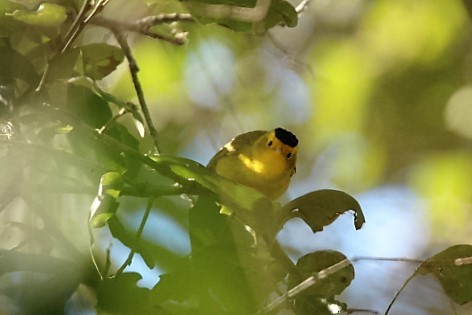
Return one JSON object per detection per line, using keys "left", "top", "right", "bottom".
{"left": 207, "top": 130, "right": 267, "bottom": 169}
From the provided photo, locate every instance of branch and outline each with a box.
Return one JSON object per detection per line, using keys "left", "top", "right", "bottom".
{"left": 36, "top": 0, "right": 111, "bottom": 91}
{"left": 257, "top": 255, "right": 454, "bottom": 314}
{"left": 113, "top": 31, "right": 161, "bottom": 154}
{"left": 116, "top": 197, "right": 154, "bottom": 275}
{"left": 91, "top": 14, "right": 192, "bottom": 45}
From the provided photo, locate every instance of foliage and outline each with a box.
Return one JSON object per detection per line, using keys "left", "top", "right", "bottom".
{"left": 0, "top": 0, "right": 472, "bottom": 315}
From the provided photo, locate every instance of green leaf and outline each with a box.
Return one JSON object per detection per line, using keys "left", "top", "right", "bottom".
{"left": 66, "top": 83, "right": 113, "bottom": 128}
{"left": 97, "top": 272, "right": 150, "bottom": 314}
{"left": 68, "top": 76, "right": 144, "bottom": 126}
{"left": 90, "top": 172, "right": 123, "bottom": 228}
{"left": 75, "top": 43, "right": 124, "bottom": 80}
{"left": 283, "top": 189, "right": 365, "bottom": 233}
{"left": 47, "top": 49, "right": 81, "bottom": 80}
{"left": 417, "top": 244, "right": 472, "bottom": 305}
{"left": 0, "top": 46, "right": 39, "bottom": 84}
{"left": 8, "top": 3, "right": 67, "bottom": 28}
{"left": 99, "top": 172, "right": 124, "bottom": 198}
{"left": 0, "top": 0, "right": 26, "bottom": 36}
{"left": 268, "top": 0, "right": 298, "bottom": 28}
{"left": 90, "top": 195, "right": 120, "bottom": 228}
{"left": 290, "top": 250, "right": 355, "bottom": 297}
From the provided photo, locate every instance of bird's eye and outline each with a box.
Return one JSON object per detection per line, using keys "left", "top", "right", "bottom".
{"left": 286, "top": 152, "right": 292, "bottom": 159}
{"left": 267, "top": 140, "right": 273, "bottom": 147}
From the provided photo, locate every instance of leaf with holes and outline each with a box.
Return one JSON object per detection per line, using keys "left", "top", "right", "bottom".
{"left": 282, "top": 189, "right": 365, "bottom": 234}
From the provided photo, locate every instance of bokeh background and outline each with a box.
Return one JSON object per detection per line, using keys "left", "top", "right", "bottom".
{"left": 107, "top": 0, "right": 472, "bottom": 313}
{"left": 94, "top": 0, "right": 472, "bottom": 314}
{"left": 1, "top": 0, "right": 472, "bottom": 314}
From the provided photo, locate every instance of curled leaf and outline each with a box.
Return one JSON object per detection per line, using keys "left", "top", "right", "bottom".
{"left": 282, "top": 189, "right": 365, "bottom": 234}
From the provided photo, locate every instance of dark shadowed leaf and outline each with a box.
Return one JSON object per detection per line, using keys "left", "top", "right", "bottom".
{"left": 97, "top": 272, "right": 150, "bottom": 314}
{"left": 417, "top": 244, "right": 472, "bottom": 305}
{"left": 0, "top": 46, "right": 39, "bottom": 84}
{"left": 290, "top": 250, "right": 354, "bottom": 298}
{"left": 69, "top": 77, "right": 144, "bottom": 126}
{"left": 66, "top": 84, "right": 113, "bottom": 128}
{"left": 283, "top": 189, "right": 365, "bottom": 234}
{"left": 0, "top": 0, "right": 26, "bottom": 36}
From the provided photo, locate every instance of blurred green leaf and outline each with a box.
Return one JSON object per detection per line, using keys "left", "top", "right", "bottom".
{"left": 151, "top": 266, "right": 195, "bottom": 304}
{"left": 266, "top": 0, "right": 298, "bottom": 28}
{"left": 90, "top": 195, "right": 120, "bottom": 228}
{"left": 99, "top": 172, "right": 124, "bottom": 198}
{"left": 282, "top": 189, "right": 365, "bottom": 234}
{"left": 48, "top": 49, "right": 81, "bottom": 80}
{"left": 8, "top": 3, "right": 67, "bottom": 28}
{"left": 66, "top": 83, "right": 113, "bottom": 128}
{"left": 0, "top": 0, "right": 26, "bottom": 36}
{"left": 75, "top": 43, "right": 124, "bottom": 80}
{"left": 0, "top": 46, "right": 39, "bottom": 84}
{"left": 96, "top": 272, "right": 150, "bottom": 314}
{"left": 90, "top": 172, "right": 123, "bottom": 228}
{"left": 417, "top": 244, "right": 472, "bottom": 304}
{"left": 69, "top": 76, "right": 144, "bottom": 125}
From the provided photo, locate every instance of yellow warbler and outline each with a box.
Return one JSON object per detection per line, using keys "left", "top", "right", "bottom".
{"left": 208, "top": 127, "right": 298, "bottom": 199}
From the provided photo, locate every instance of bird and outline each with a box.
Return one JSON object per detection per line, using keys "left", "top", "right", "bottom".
{"left": 207, "top": 127, "right": 298, "bottom": 199}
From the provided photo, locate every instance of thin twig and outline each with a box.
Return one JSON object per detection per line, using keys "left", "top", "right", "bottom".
{"left": 113, "top": 31, "right": 161, "bottom": 153}
{"left": 98, "top": 107, "right": 127, "bottom": 134}
{"left": 91, "top": 14, "right": 191, "bottom": 45}
{"left": 37, "top": 0, "right": 110, "bottom": 91}
{"left": 60, "top": 0, "right": 92, "bottom": 53}
{"left": 135, "top": 13, "right": 194, "bottom": 26}
{"left": 116, "top": 197, "right": 154, "bottom": 274}
{"left": 257, "top": 255, "right": 453, "bottom": 314}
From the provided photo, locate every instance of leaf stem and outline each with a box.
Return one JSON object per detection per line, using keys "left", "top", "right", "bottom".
{"left": 116, "top": 197, "right": 154, "bottom": 274}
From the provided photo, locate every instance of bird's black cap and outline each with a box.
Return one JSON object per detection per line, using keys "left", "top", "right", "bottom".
{"left": 275, "top": 128, "right": 298, "bottom": 148}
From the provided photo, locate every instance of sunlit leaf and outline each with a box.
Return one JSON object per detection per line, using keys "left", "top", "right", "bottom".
{"left": 282, "top": 189, "right": 365, "bottom": 233}
{"left": 8, "top": 3, "right": 67, "bottom": 28}
{"left": 54, "top": 124, "right": 73, "bottom": 134}
{"left": 90, "top": 172, "right": 123, "bottom": 228}
{"left": 90, "top": 195, "right": 119, "bottom": 228}
{"left": 417, "top": 244, "right": 472, "bottom": 305}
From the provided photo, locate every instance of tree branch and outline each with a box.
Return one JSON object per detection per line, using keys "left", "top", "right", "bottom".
{"left": 113, "top": 31, "right": 161, "bottom": 154}
{"left": 91, "top": 14, "right": 192, "bottom": 45}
